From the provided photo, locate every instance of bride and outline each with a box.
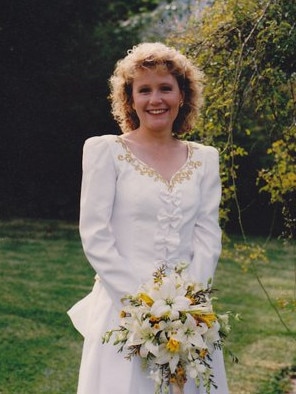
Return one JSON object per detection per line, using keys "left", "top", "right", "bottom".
{"left": 68, "top": 42, "right": 229, "bottom": 394}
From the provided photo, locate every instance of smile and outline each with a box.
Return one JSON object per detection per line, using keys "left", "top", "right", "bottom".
{"left": 147, "top": 109, "right": 167, "bottom": 115}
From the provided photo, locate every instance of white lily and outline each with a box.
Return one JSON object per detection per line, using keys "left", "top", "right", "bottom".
{"left": 172, "top": 314, "right": 207, "bottom": 350}
{"left": 126, "top": 318, "right": 159, "bottom": 357}
{"left": 156, "top": 343, "right": 180, "bottom": 373}
{"left": 150, "top": 275, "right": 191, "bottom": 320}
{"left": 203, "top": 321, "right": 221, "bottom": 353}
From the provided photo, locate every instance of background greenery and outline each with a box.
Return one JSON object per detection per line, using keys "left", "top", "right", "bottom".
{"left": 1, "top": 0, "right": 295, "bottom": 239}
{"left": 0, "top": 220, "right": 295, "bottom": 393}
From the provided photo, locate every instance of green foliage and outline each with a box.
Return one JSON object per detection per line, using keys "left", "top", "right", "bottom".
{"left": 222, "top": 240, "right": 268, "bottom": 272}
{"left": 258, "top": 126, "right": 296, "bottom": 203}
{"left": 167, "top": 0, "right": 296, "bottom": 238}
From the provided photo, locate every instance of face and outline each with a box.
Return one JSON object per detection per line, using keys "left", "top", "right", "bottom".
{"left": 131, "top": 68, "right": 183, "bottom": 134}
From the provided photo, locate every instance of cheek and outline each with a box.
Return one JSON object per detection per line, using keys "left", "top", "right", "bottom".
{"left": 133, "top": 97, "right": 147, "bottom": 113}
{"left": 173, "top": 101, "right": 181, "bottom": 114}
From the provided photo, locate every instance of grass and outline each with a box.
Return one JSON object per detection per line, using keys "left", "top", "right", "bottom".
{"left": 219, "top": 238, "right": 296, "bottom": 394}
{"left": 0, "top": 219, "right": 92, "bottom": 394}
{"left": 0, "top": 219, "right": 295, "bottom": 394}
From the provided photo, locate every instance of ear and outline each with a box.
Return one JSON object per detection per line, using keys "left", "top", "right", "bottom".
{"left": 180, "top": 91, "right": 185, "bottom": 106}
{"left": 179, "top": 91, "right": 185, "bottom": 108}
{"left": 130, "top": 94, "right": 135, "bottom": 110}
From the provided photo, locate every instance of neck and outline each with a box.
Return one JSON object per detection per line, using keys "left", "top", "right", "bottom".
{"left": 135, "top": 128, "right": 175, "bottom": 145}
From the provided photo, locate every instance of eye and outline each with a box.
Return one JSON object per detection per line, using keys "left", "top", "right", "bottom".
{"left": 138, "top": 87, "right": 151, "bottom": 94}
{"left": 160, "top": 85, "right": 173, "bottom": 92}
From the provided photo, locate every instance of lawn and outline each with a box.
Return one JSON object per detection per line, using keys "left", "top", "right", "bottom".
{"left": 0, "top": 219, "right": 295, "bottom": 394}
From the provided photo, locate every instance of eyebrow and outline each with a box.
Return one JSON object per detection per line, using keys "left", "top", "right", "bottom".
{"left": 135, "top": 82, "right": 174, "bottom": 88}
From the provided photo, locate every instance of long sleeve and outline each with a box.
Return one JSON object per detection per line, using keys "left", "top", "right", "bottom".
{"left": 79, "top": 136, "right": 139, "bottom": 309}
{"left": 191, "top": 146, "right": 222, "bottom": 286}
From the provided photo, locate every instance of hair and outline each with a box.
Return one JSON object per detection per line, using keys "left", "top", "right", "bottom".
{"left": 109, "top": 42, "right": 204, "bottom": 135}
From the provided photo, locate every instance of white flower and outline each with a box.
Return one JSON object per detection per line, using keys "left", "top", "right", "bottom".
{"left": 156, "top": 343, "right": 180, "bottom": 373}
{"left": 172, "top": 314, "right": 207, "bottom": 350}
{"left": 150, "top": 275, "right": 191, "bottom": 320}
{"left": 203, "top": 321, "right": 221, "bottom": 353}
{"left": 186, "top": 360, "right": 207, "bottom": 379}
{"left": 126, "top": 318, "right": 159, "bottom": 357}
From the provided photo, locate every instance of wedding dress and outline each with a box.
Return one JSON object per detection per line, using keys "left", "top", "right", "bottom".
{"left": 68, "top": 134, "right": 229, "bottom": 393}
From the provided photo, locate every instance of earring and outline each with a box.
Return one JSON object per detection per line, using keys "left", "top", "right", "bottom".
{"left": 179, "top": 100, "right": 184, "bottom": 108}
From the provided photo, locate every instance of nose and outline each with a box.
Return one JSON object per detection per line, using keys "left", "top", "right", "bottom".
{"left": 149, "top": 90, "right": 162, "bottom": 105}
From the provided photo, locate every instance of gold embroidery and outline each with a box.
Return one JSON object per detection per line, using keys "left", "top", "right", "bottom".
{"left": 117, "top": 137, "right": 202, "bottom": 191}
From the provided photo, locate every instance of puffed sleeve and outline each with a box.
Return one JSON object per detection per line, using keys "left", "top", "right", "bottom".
{"left": 79, "top": 136, "right": 139, "bottom": 309}
{"left": 191, "top": 146, "right": 222, "bottom": 286}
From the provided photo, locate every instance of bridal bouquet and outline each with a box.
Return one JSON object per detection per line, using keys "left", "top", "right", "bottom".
{"left": 102, "top": 263, "right": 231, "bottom": 394}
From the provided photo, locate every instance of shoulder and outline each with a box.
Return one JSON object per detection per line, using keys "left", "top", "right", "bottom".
{"left": 82, "top": 135, "right": 121, "bottom": 170}
{"left": 188, "top": 141, "right": 219, "bottom": 162}
{"left": 83, "top": 134, "right": 119, "bottom": 150}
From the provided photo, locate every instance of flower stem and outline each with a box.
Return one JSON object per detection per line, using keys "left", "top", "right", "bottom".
{"left": 170, "top": 383, "right": 184, "bottom": 394}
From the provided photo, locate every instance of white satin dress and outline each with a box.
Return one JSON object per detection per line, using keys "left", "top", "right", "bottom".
{"left": 68, "top": 134, "right": 229, "bottom": 394}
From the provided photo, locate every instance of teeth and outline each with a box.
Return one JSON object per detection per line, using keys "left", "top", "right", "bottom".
{"left": 148, "top": 109, "right": 166, "bottom": 114}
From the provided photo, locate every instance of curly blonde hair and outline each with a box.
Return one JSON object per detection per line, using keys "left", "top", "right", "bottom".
{"left": 109, "top": 42, "right": 204, "bottom": 135}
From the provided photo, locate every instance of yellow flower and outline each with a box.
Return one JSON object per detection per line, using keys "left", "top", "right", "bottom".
{"left": 149, "top": 316, "right": 161, "bottom": 328}
{"left": 194, "top": 312, "right": 217, "bottom": 327}
{"left": 149, "top": 315, "right": 160, "bottom": 323}
{"left": 199, "top": 348, "right": 208, "bottom": 359}
{"left": 166, "top": 338, "right": 180, "bottom": 353}
{"left": 138, "top": 293, "right": 154, "bottom": 307}
{"left": 202, "top": 313, "right": 217, "bottom": 327}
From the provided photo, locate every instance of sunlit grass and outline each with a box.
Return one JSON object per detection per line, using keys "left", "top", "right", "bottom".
{"left": 0, "top": 219, "right": 295, "bottom": 393}
{"left": 0, "top": 219, "right": 92, "bottom": 394}
{"left": 219, "top": 238, "right": 296, "bottom": 394}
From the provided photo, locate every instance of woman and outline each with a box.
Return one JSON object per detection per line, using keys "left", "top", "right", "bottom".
{"left": 68, "top": 42, "right": 229, "bottom": 393}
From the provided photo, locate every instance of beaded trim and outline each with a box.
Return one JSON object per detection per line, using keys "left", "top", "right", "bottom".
{"left": 116, "top": 137, "right": 202, "bottom": 191}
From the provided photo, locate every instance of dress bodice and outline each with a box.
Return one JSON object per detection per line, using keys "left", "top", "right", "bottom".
{"left": 108, "top": 136, "right": 204, "bottom": 280}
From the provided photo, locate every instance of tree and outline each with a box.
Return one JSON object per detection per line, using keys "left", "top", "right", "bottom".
{"left": 167, "top": 0, "right": 295, "bottom": 239}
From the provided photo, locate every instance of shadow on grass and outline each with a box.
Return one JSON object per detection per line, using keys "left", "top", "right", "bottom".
{"left": 257, "top": 365, "right": 296, "bottom": 394}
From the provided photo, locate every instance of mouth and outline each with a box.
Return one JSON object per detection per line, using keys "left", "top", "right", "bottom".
{"left": 146, "top": 109, "right": 168, "bottom": 115}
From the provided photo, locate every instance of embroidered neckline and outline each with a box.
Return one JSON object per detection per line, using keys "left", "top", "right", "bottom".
{"left": 116, "top": 136, "right": 202, "bottom": 191}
